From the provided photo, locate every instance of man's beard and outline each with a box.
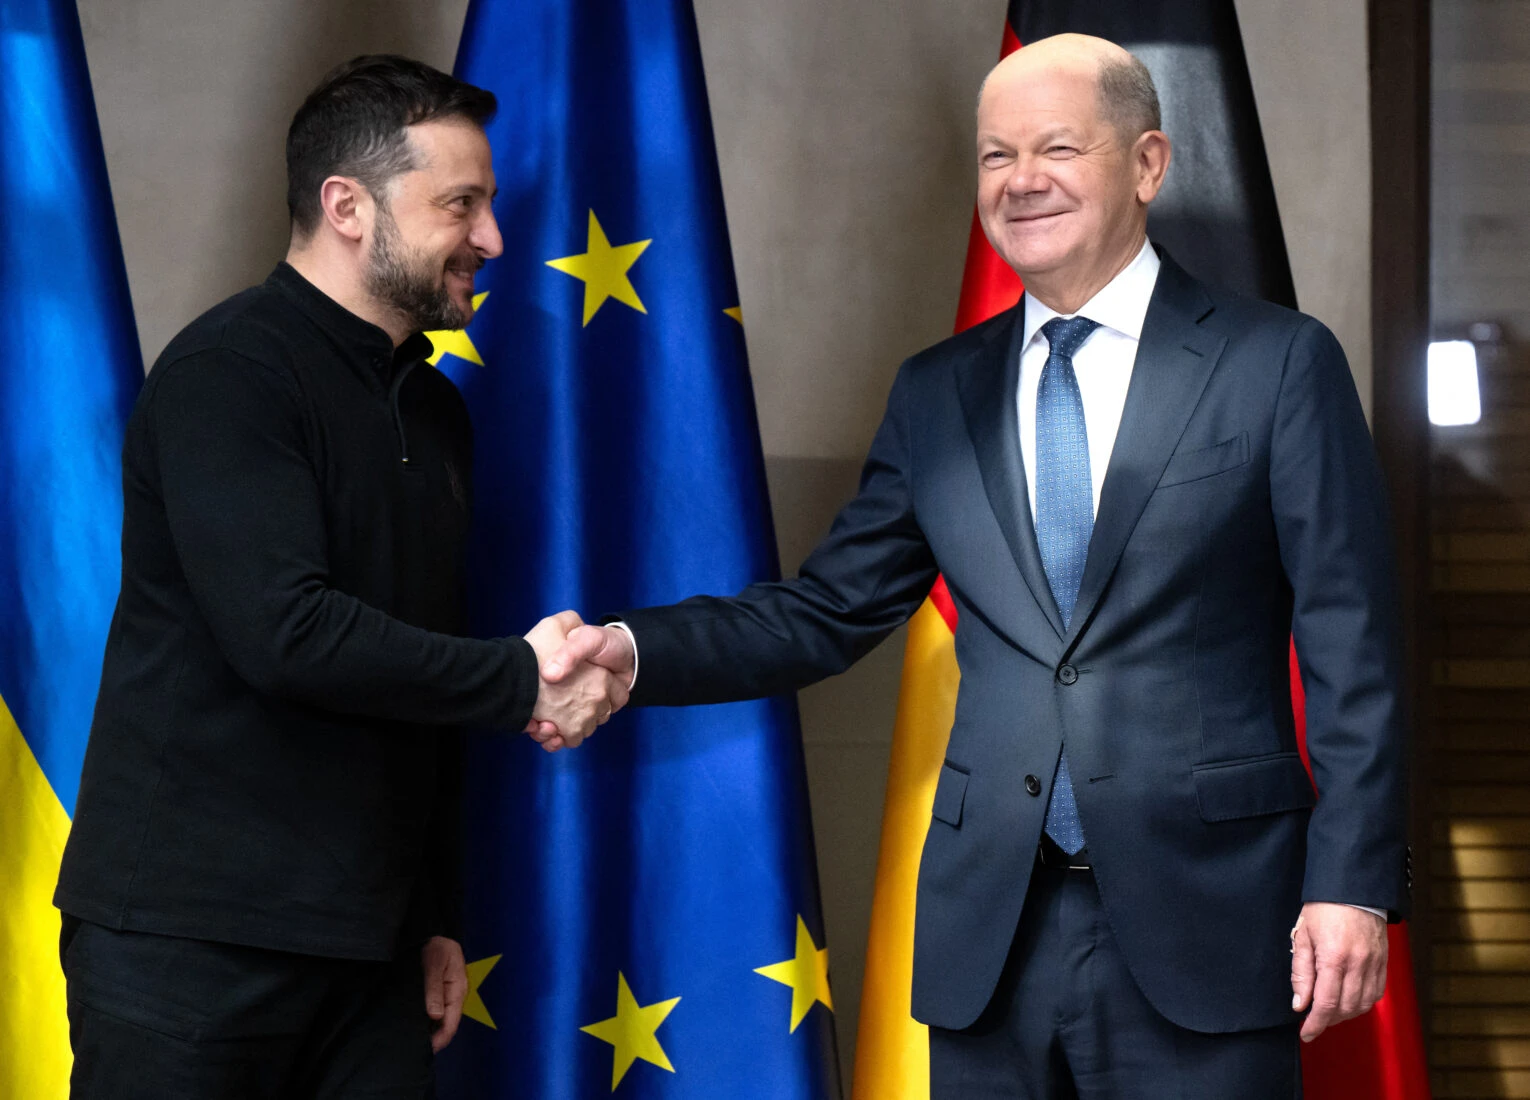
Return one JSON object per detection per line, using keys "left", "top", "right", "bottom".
{"left": 364, "top": 205, "right": 470, "bottom": 333}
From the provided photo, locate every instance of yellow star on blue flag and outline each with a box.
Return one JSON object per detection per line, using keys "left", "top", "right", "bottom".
{"left": 461, "top": 953, "right": 502, "bottom": 1029}
{"left": 580, "top": 972, "right": 681, "bottom": 1090}
{"left": 424, "top": 291, "right": 490, "bottom": 366}
{"left": 546, "top": 211, "right": 652, "bottom": 326}
{"left": 754, "top": 916, "right": 833, "bottom": 1033}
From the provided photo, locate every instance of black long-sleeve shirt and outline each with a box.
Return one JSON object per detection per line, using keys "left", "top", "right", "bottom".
{"left": 55, "top": 263, "right": 537, "bottom": 960}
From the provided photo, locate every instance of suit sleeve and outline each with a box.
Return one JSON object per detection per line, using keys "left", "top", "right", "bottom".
{"left": 1269, "top": 319, "right": 1409, "bottom": 917}
{"left": 151, "top": 349, "right": 539, "bottom": 731}
{"left": 621, "top": 359, "right": 937, "bottom": 705}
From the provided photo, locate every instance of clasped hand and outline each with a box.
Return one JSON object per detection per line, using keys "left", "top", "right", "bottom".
{"left": 522, "top": 612, "right": 636, "bottom": 752}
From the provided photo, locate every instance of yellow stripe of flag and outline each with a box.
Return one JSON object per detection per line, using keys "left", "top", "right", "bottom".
{"left": 850, "top": 596, "right": 960, "bottom": 1100}
{"left": 0, "top": 692, "right": 74, "bottom": 1098}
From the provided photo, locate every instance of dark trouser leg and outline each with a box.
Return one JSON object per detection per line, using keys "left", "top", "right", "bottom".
{"left": 929, "top": 864, "right": 1078, "bottom": 1100}
{"left": 1055, "top": 872, "right": 1301, "bottom": 1100}
{"left": 298, "top": 948, "right": 435, "bottom": 1100}
{"left": 928, "top": 865, "right": 1301, "bottom": 1100}
{"left": 62, "top": 917, "right": 434, "bottom": 1100}
{"left": 63, "top": 917, "right": 316, "bottom": 1100}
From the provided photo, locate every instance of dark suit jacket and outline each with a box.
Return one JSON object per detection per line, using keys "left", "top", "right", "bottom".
{"left": 620, "top": 250, "right": 1407, "bottom": 1034}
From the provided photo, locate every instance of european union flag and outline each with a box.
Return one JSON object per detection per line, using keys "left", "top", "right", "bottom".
{"left": 434, "top": 1, "right": 840, "bottom": 1097}
{"left": 0, "top": 0, "right": 141, "bottom": 1093}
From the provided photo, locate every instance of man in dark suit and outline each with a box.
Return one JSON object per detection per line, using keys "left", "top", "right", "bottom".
{"left": 543, "top": 33, "right": 1406, "bottom": 1097}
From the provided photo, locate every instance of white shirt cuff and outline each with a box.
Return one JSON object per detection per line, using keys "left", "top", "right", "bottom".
{"left": 1345, "top": 904, "right": 1387, "bottom": 921}
{"left": 606, "top": 621, "right": 639, "bottom": 691}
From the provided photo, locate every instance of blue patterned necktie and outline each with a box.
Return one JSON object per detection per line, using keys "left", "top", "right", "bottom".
{"left": 1035, "top": 315, "right": 1100, "bottom": 855}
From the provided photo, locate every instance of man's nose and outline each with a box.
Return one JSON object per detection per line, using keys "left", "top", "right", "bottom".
{"left": 1002, "top": 158, "right": 1046, "bottom": 198}
{"left": 472, "top": 208, "right": 504, "bottom": 260}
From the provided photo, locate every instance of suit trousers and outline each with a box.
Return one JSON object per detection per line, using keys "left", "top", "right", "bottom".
{"left": 61, "top": 916, "right": 435, "bottom": 1100}
{"left": 929, "top": 862, "right": 1302, "bottom": 1100}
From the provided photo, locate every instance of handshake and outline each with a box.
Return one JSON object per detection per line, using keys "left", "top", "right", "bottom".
{"left": 521, "top": 611, "right": 637, "bottom": 752}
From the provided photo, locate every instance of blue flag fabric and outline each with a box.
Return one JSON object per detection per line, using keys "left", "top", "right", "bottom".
{"left": 0, "top": 0, "right": 141, "bottom": 817}
{"left": 435, "top": 2, "right": 840, "bottom": 1097}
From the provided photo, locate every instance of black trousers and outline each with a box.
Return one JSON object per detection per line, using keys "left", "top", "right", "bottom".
{"left": 930, "top": 862, "right": 1302, "bottom": 1100}
{"left": 61, "top": 916, "right": 435, "bottom": 1100}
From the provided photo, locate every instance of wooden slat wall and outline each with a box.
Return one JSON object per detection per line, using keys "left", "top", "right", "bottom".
{"left": 1428, "top": 0, "right": 1530, "bottom": 1092}
{"left": 1428, "top": 338, "right": 1530, "bottom": 1100}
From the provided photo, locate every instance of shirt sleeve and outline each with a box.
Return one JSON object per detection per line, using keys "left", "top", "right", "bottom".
{"left": 606, "top": 621, "right": 640, "bottom": 689}
{"left": 150, "top": 348, "right": 539, "bottom": 730}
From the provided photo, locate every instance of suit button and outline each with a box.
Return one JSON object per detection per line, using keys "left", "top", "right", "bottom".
{"left": 1025, "top": 774, "right": 1042, "bottom": 796}
{"left": 1057, "top": 664, "right": 1078, "bottom": 685}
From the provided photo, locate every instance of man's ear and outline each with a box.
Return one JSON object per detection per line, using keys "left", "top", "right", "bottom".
{"left": 317, "top": 176, "right": 371, "bottom": 244}
{"left": 1134, "top": 130, "right": 1172, "bottom": 205}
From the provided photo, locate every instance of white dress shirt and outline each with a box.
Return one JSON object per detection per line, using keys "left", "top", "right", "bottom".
{"left": 1017, "top": 236, "right": 1159, "bottom": 520}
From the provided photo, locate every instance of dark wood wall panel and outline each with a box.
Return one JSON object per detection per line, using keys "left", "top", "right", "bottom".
{"left": 1421, "top": 0, "right": 1530, "bottom": 1092}
{"left": 1428, "top": 342, "right": 1530, "bottom": 1099}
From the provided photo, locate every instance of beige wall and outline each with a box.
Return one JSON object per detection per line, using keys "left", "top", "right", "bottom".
{"left": 79, "top": 0, "right": 1370, "bottom": 1088}
{"left": 1235, "top": 0, "right": 1373, "bottom": 420}
{"left": 1432, "top": 0, "right": 1530, "bottom": 338}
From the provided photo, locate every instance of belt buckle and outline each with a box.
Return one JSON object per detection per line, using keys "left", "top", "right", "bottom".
{"left": 1038, "top": 837, "right": 1091, "bottom": 871}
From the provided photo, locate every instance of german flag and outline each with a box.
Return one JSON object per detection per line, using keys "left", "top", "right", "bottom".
{"left": 850, "top": 3, "right": 1429, "bottom": 1098}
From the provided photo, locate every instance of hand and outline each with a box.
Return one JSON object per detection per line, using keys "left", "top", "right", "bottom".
{"left": 523, "top": 612, "right": 629, "bottom": 751}
{"left": 543, "top": 623, "right": 636, "bottom": 689}
{"left": 422, "top": 935, "right": 467, "bottom": 1053}
{"left": 1290, "top": 902, "right": 1388, "bottom": 1042}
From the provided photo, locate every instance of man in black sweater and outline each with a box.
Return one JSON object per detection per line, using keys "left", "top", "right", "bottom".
{"left": 54, "top": 56, "right": 625, "bottom": 1099}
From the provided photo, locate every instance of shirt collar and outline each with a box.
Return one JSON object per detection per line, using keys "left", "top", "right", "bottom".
{"left": 1021, "top": 237, "right": 1161, "bottom": 352}
{"left": 267, "top": 262, "right": 432, "bottom": 380}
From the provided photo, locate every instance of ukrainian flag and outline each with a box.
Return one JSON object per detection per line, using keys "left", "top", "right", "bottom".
{"left": 432, "top": 1, "right": 839, "bottom": 1095}
{"left": 0, "top": 2, "right": 142, "bottom": 1094}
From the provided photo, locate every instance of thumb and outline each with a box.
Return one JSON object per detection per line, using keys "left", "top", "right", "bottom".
{"left": 543, "top": 624, "right": 611, "bottom": 680}
{"left": 1290, "top": 917, "right": 1314, "bottom": 1013}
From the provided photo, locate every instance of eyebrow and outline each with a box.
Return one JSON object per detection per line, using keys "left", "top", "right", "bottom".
{"left": 439, "top": 183, "right": 498, "bottom": 200}
{"left": 976, "top": 125, "right": 1084, "bottom": 149}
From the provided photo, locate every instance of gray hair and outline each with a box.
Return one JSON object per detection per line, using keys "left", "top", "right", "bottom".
{"left": 1097, "top": 54, "right": 1161, "bottom": 139}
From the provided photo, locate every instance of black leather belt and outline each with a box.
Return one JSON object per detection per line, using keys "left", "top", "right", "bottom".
{"left": 1038, "top": 834, "right": 1092, "bottom": 870}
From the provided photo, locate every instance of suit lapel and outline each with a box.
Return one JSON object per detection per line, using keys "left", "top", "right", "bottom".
{"left": 955, "top": 304, "right": 1066, "bottom": 640}
{"left": 1066, "top": 254, "right": 1227, "bottom": 646}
